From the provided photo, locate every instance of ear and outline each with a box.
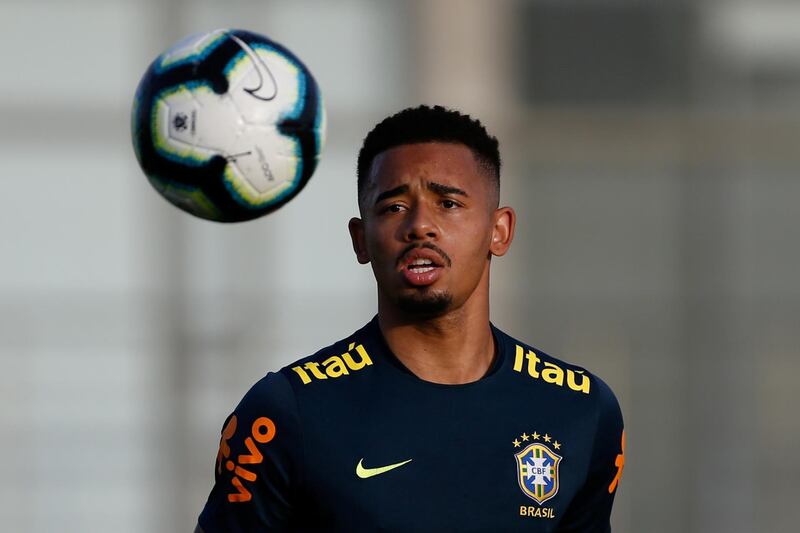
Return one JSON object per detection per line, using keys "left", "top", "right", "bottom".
{"left": 489, "top": 206, "right": 516, "bottom": 257}
{"left": 348, "top": 217, "right": 371, "bottom": 264}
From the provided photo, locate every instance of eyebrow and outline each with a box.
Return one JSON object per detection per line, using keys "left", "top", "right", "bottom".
{"left": 374, "top": 185, "right": 409, "bottom": 206}
{"left": 372, "top": 181, "right": 469, "bottom": 206}
{"left": 427, "top": 181, "right": 468, "bottom": 198}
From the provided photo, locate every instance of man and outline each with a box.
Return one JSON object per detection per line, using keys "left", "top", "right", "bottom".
{"left": 197, "top": 105, "right": 625, "bottom": 531}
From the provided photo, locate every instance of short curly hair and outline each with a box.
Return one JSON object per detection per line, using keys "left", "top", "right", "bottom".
{"left": 357, "top": 105, "right": 500, "bottom": 202}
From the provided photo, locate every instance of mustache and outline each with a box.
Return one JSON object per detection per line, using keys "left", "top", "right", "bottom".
{"left": 396, "top": 242, "right": 452, "bottom": 268}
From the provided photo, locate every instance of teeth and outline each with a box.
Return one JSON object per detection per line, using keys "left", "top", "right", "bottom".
{"left": 411, "top": 258, "right": 433, "bottom": 266}
{"left": 410, "top": 266, "right": 434, "bottom": 273}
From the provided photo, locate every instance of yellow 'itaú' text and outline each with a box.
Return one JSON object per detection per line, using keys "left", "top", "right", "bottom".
{"left": 291, "top": 343, "right": 372, "bottom": 384}
{"left": 512, "top": 345, "right": 590, "bottom": 394}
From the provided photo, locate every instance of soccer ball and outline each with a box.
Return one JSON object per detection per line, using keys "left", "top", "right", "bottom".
{"left": 131, "top": 29, "right": 326, "bottom": 222}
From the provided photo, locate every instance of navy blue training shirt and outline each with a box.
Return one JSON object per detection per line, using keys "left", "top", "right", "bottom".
{"left": 198, "top": 317, "right": 625, "bottom": 531}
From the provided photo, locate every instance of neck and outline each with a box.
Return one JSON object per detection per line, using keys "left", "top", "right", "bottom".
{"left": 377, "top": 281, "right": 495, "bottom": 385}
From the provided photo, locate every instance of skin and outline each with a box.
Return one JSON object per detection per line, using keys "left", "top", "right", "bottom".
{"left": 348, "top": 142, "right": 516, "bottom": 384}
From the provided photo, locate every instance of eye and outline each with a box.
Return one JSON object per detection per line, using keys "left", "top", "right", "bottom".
{"left": 381, "top": 203, "right": 406, "bottom": 214}
{"left": 441, "top": 199, "right": 460, "bottom": 209}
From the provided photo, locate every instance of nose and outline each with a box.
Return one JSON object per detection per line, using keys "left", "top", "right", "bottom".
{"left": 402, "top": 203, "right": 439, "bottom": 242}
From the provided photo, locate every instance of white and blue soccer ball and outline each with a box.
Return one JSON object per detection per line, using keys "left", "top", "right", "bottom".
{"left": 131, "top": 29, "right": 326, "bottom": 222}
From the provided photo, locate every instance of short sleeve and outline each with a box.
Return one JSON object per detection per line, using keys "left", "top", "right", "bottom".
{"left": 557, "top": 378, "right": 625, "bottom": 533}
{"left": 198, "top": 371, "right": 303, "bottom": 532}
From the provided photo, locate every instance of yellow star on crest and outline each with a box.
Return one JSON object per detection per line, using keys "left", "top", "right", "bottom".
{"left": 513, "top": 439, "right": 521, "bottom": 448}
{"left": 543, "top": 433, "right": 552, "bottom": 442}
{"left": 554, "top": 441, "right": 561, "bottom": 450}
{"left": 521, "top": 433, "right": 529, "bottom": 441}
{"left": 532, "top": 432, "right": 540, "bottom": 440}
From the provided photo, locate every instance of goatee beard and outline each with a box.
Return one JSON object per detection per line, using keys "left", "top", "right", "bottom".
{"left": 397, "top": 290, "right": 453, "bottom": 318}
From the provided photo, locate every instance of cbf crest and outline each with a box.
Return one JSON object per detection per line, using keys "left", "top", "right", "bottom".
{"left": 514, "top": 435, "right": 562, "bottom": 505}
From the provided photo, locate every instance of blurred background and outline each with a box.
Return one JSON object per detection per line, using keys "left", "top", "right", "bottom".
{"left": 1, "top": 0, "right": 799, "bottom": 531}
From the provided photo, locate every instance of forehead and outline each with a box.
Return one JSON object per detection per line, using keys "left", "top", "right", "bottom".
{"left": 365, "top": 142, "right": 487, "bottom": 193}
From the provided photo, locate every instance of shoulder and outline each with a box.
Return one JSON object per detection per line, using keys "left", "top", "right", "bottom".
{"left": 497, "top": 327, "right": 622, "bottom": 414}
{"left": 235, "top": 370, "right": 296, "bottom": 416}
{"left": 276, "top": 320, "right": 379, "bottom": 389}
{"left": 498, "top": 328, "right": 624, "bottom": 460}
{"left": 232, "top": 319, "right": 380, "bottom": 426}
{"left": 222, "top": 371, "right": 300, "bottom": 457}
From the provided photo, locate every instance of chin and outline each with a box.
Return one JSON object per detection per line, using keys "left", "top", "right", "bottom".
{"left": 396, "top": 290, "right": 453, "bottom": 318}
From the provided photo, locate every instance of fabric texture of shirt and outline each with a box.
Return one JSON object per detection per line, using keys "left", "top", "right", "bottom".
{"left": 198, "top": 317, "right": 625, "bottom": 532}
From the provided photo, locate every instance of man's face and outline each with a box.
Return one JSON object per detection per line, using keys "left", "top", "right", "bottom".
{"left": 349, "top": 142, "right": 514, "bottom": 319}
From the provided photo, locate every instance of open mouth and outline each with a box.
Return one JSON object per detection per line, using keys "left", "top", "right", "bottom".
{"left": 398, "top": 247, "right": 448, "bottom": 287}
{"left": 406, "top": 258, "right": 437, "bottom": 274}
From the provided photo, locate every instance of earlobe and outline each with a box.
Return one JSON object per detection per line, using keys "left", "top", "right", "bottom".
{"left": 490, "top": 207, "right": 516, "bottom": 257}
{"left": 348, "top": 217, "right": 371, "bottom": 264}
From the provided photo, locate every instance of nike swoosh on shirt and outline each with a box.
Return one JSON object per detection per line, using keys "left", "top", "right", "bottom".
{"left": 356, "top": 458, "right": 413, "bottom": 479}
{"left": 229, "top": 34, "right": 278, "bottom": 101}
